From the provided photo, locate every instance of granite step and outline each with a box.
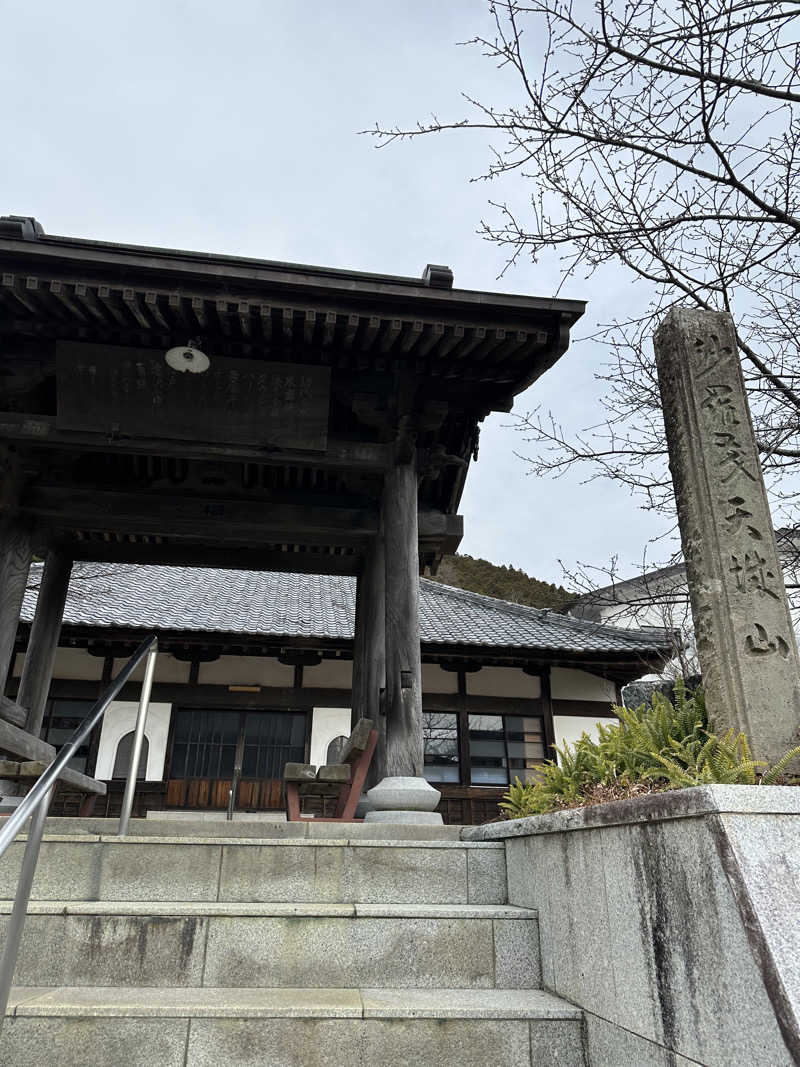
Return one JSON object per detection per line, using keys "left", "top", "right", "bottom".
{"left": 0, "top": 833, "right": 507, "bottom": 905}
{"left": 21, "top": 816, "right": 465, "bottom": 839}
{"left": 0, "top": 902, "right": 541, "bottom": 990}
{"left": 1, "top": 985, "right": 587, "bottom": 1066}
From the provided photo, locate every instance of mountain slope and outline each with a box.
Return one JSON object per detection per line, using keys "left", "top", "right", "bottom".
{"left": 429, "top": 554, "right": 570, "bottom": 611}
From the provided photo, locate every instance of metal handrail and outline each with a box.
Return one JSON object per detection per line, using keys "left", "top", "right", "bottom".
{"left": 0, "top": 634, "right": 158, "bottom": 1033}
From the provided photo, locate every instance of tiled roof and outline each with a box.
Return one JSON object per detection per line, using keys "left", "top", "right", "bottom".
{"left": 21, "top": 562, "right": 670, "bottom": 657}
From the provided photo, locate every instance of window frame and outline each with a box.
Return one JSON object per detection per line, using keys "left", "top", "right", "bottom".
{"left": 422, "top": 691, "right": 553, "bottom": 788}
{"left": 39, "top": 696, "right": 97, "bottom": 775}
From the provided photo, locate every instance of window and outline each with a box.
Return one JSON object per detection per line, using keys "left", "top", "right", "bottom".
{"left": 112, "top": 732, "right": 149, "bottom": 779}
{"left": 423, "top": 709, "right": 547, "bottom": 787}
{"left": 423, "top": 712, "right": 460, "bottom": 782}
{"left": 170, "top": 710, "right": 239, "bottom": 778}
{"left": 504, "top": 715, "right": 547, "bottom": 784}
{"left": 468, "top": 714, "right": 508, "bottom": 784}
{"left": 241, "top": 711, "right": 306, "bottom": 779}
{"left": 40, "top": 699, "right": 96, "bottom": 774}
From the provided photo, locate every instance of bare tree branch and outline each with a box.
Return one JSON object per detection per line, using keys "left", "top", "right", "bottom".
{"left": 366, "top": 0, "right": 800, "bottom": 529}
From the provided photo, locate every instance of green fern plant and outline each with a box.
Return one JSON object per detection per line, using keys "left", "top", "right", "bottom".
{"left": 763, "top": 745, "right": 800, "bottom": 784}
{"left": 499, "top": 682, "right": 800, "bottom": 819}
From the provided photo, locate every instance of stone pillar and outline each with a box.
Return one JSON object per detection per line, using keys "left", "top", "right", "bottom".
{"left": 351, "top": 535, "right": 386, "bottom": 774}
{"left": 382, "top": 454, "right": 424, "bottom": 776}
{"left": 19, "top": 549, "right": 72, "bottom": 737}
{"left": 654, "top": 308, "right": 800, "bottom": 763}
{"left": 0, "top": 517, "right": 33, "bottom": 704}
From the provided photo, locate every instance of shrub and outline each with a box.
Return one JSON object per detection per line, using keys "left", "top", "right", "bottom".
{"left": 499, "top": 683, "right": 800, "bottom": 819}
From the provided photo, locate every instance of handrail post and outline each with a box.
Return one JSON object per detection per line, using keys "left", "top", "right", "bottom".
{"left": 226, "top": 730, "right": 245, "bottom": 822}
{"left": 0, "top": 784, "right": 54, "bottom": 1036}
{"left": 118, "top": 645, "right": 157, "bottom": 837}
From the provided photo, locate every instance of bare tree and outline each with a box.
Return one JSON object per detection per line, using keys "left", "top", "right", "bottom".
{"left": 562, "top": 555, "right": 699, "bottom": 677}
{"left": 368, "top": 0, "right": 800, "bottom": 521}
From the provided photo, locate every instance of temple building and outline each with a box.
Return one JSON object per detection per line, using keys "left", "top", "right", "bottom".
{"left": 0, "top": 216, "right": 668, "bottom": 822}
{"left": 6, "top": 562, "right": 669, "bottom": 822}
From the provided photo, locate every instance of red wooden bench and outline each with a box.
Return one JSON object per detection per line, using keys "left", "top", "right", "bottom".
{"left": 283, "top": 718, "right": 378, "bottom": 822}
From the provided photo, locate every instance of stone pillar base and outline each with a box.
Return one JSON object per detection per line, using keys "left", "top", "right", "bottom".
{"left": 364, "top": 809, "right": 443, "bottom": 825}
{"left": 362, "top": 775, "right": 443, "bottom": 825}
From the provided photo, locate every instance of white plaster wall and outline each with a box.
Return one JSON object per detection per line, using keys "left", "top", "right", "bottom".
{"left": 310, "top": 707, "right": 352, "bottom": 768}
{"left": 467, "top": 667, "right": 542, "bottom": 699}
{"left": 94, "top": 701, "right": 172, "bottom": 780}
{"left": 53, "top": 647, "right": 105, "bottom": 680}
{"left": 303, "top": 659, "right": 353, "bottom": 690}
{"left": 421, "top": 664, "right": 459, "bottom": 694}
{"left": 116, "top": 654, "right": 191, "bottom": 684}
{"left": 550, "top": 667, "right": 616, "bottom": 702}
{"left": 553, "top": 714, "right": 619, "bottom": 754}
{"left": 198, "top": 655, "right": 294, "bottom": 687}
{"left": 14, "top": 647, "right": 105, "bottom": 680}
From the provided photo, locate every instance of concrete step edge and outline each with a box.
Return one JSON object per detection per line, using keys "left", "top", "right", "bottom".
{"left": 14, "top": 834, "right": 503, "bottom": 849}
{"left": 0, "top": 901, "right": 536, "bottom": 919}
{"left": 5, "top": 985, "right": 581, "bottom": 1021}
{"left": 13, "top": 818, "right": 468, "bottom": 841}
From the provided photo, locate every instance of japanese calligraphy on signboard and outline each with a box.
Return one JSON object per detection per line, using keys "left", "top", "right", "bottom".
{"left": 692, "top": 331, "right": 788, "bottom": 659}
{"left": 654, "top": 308, "right": 800, "bottom": 763}
{"left": 55, "top": 342, "right": 331, "bottom": 451}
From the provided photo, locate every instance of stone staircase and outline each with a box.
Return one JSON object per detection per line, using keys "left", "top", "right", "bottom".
{"left": 0, "top": 818, "right": 587, "bottom": 1066}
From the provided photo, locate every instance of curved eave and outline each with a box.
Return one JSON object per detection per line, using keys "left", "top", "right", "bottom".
{"left": 0, "top": 230, "right": 586, "bottom": 321}
{"left": 31, "top": 622, "right": 671, "bottom": 681}
{"left": 0, "top": 228, "right": 585, "bottom": 407}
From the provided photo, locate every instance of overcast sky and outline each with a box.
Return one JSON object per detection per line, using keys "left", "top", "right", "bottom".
{"left": 1, "top": 0, "right": 673, "bottom": 585}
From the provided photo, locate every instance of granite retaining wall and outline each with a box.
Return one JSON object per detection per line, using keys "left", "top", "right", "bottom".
{"left": 464, "top": 785, "right": 800, "bottom": 1066}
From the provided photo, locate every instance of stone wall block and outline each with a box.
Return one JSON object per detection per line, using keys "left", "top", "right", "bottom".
{"left": 466, "top": 846, "right": 508, "bottom": 904}
{"left": 0, "top": 1017, "right": 188, "bottom": 1067}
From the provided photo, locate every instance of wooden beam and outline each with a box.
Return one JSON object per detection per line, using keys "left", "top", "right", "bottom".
{"left": 0, "top": 695, "right": 25, "bottom": 728}
{"left": 23, "top": 487, "right": 378, "bottom": 545}
{"left": 21, "top": 485, "right": 461, "bottom": 550}
{"left": 34, "top": 676, "right": 549, "bottom": 719}
{"left": 0, "top": 516, "right": 33, "bottom": 701}
{"left": 68, "top": 541, "right": 362, "bottom": 575}
{"left": 551, "top": 698, "right": 618, "bottom": 718}
{"left": 18, "top": 550, "right": 72, "bottom": 735}
{"left": 0, "top": 412, "right": 390, "bottom": 472}
{"left": 0, "top": 715, "right": 106, "bottom": 794}
{"left": 23, "top": 677, "right": 355, "bottom": 711}
{"left": 383, "top": 452, "right": 424, "bottom": 777}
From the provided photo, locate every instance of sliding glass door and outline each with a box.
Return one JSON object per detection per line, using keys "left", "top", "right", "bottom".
{"left": 166, "top": 707, "right": 307, "bottom": 810}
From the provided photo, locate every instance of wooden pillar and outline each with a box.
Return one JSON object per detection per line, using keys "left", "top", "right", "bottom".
{"left": 540, "top": 667, "right": 557, "bottom": 758}
{"left": 352, "top": 536, "right": 386, "bottom": 723}
{"left": 352, "top": 535, "right": 386, "bottom": 781}
{"left": 382, "top": 453, "right": 423, "bottom": 777}
{"left": 0, "top": 517, "right": 33, "bottom": 704}
{"left": 19, "top": 549, "right": 72, "bottom": 737}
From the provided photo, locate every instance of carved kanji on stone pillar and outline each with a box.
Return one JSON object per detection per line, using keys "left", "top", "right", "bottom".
{"left": 655, "top": 308, "right": 800, "bottom": 763}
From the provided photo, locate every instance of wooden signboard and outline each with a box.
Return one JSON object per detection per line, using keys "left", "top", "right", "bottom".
{"left": 56, "top": 342, "right": 331, "bottom": 451}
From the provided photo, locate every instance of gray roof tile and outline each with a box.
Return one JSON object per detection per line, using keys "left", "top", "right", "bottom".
{"left": 21, "top": 562, "right": 670, "bottom": 656}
